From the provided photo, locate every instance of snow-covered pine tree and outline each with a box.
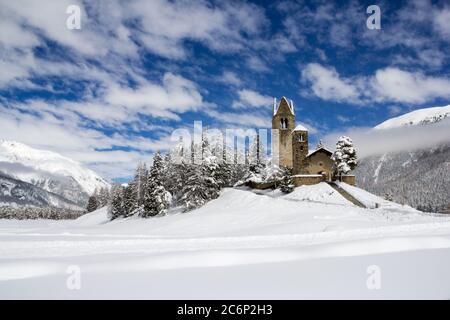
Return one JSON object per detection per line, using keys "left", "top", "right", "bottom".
{"left": 248, "top": 132, "right": 266, "bottom": 166}
{"left": 86, "top": 194, "right": 98, "bottom": 212}
{"left": 108, "top": 184, "right": 124, "bottom": 220}
{"left": 142, "top": 152, "right": 172, "bottom": 217}
{"left": 181, "top": 164, "right": 209, "bottom": 211}
{"left": 331, "top": 136, "right": 358, "bottom": 178}
{"left": 161, "top": 154, "right": 175, "bottom": 193}
{"left": 181, "top": 134, "right": 221, "bottom": 212}
{"left": 123, "top": 183, "right": 137, "bottom": 216}
{"left": 97, "top": 187, "right": 110, "bottom": 208}
{"left": 216, "top": 161, "right": 232, "bottom": 188}
{"left": 279, "top": 167, "right": 294, "bottom": 193}
{"left": 134, "top": 162, "right": 148, "bottom": 207}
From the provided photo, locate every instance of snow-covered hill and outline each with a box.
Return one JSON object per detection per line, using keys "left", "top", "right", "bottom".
{"left": 0, "top": 140, "right": 109, "bottom": 207}
{"left": 374, "top": 105, "right": 450, "bottom": 130}
{"left": 355, "top": 106, "right": 450, "bottom": 212}
{"left": 1, "top": 184, "right": 450, "bottom": 299}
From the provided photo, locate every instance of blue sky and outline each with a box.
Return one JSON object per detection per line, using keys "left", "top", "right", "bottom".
{"left": 1, "top": 0, "right": 450, "bottom": 181}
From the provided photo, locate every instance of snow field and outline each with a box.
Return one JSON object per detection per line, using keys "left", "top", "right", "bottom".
{"left": 1, "top": 183, "right": 450, "bottom": 299}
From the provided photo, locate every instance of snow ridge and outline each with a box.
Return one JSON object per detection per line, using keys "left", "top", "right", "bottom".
{"left": 374, "top": 105, "right": 450, "bottom": 130}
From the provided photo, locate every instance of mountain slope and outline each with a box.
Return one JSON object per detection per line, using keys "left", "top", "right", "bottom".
{"left": 0, "top": 172, "right": 82, "bottom": 209}
{"left": 0, "top": 140, "right": 110, "bottom": 207}
{"left": 355, "top": 106, "right": 450, "bottom": 213}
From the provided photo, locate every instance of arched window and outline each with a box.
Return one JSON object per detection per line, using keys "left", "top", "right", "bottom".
{"left": 280, "top": 118, "right": 288, "bottom": 129}
{"left": 299, "top": 134, "right": 304, "bottom": 142}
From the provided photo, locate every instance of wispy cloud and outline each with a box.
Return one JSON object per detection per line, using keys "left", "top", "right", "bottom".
{"left": 232, "top": 89, "right": 273, "bottom": 109}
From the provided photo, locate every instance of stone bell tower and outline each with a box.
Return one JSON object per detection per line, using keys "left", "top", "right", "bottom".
{"left": 292, "top": 125, "right": 309, "bottom": 174}
{"left": 272, "top": 97, "right": 295, "bottom": 168}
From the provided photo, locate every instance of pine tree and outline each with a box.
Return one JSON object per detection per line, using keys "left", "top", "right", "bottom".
{"left": 108, "top": 184, "right": 124, "bottom": 220}
{"left": 86, "top": 194, "right": 98, "bottom": 212}
{"left": 181, "top": 164, "right": 209, "bottom": 211}
{"left": 279, "top": 167, "right": 294, "bottom": 193}
{"left": 123, "top": 184, "right": 137, "bottom": 216}
{"left": 142, "top": 152, "right": 172, "bottom": 217}
{"left": 97, "top": 187, "right": 110, "bottom": 208}
{"left": 181, "top": 135, "right": 221, "bottom": 212}
{"left": 249, "top": 133, "right": 265, "bottom": 166}
{"left": 134, "top": 162, "right": 148, "bottom": 207}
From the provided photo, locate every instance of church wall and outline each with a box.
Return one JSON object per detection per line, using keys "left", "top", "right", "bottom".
{"left": 279, "top": 130, "right": 293, "bottom": 167}
{"left": 306, "top": 151, "right": 334, "bottom": 180}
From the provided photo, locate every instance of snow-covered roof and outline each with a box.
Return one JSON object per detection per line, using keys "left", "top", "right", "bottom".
{"left": 307, "top": 147, "right": 333, "bottom": 157}
{"left": 293, "top": 123, "right": 308, "bottom": 131}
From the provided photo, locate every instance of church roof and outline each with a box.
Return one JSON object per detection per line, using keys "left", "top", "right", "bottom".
{"left": 307, "top": 147, "right": 333, "bottom": 158}
{"left": 293, "top": 123, "right": 308, "bottom": 131}
{"left": 273, "top": 96, "right": 295, "bottom": 116}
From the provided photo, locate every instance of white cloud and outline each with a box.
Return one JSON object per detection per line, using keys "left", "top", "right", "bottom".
{"left": 218, "top": 71, "right": 242, "bottom": 87}
{"left": 105, "top": 73, "right": 205, "bottom": 120}
{"left": 371, "top": 68, "right": 450, "bottom": 104}
{"left": 206, "top": 109, "right": 270, "bottom": 128}
{"left": 130, "top": 0, "right": 268, "bottom": 59}
{"left": 301, "top": 63, "right": 360, "bottom": 103}
{"left": 232, "top": 89, "right": 273, "bottom": 109}
{"left": 433, "top": 8, "right": 450, "bottom": 39}
{"left": 301, "top": 63, "right": 450, "bottom": 105}
{"left": 246, "top": 56, "right": 270, "bottom": 72}
{"left": 0, "top": 100, "right": 181, "bottom": 179}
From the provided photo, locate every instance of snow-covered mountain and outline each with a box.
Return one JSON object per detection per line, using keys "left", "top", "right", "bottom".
{"left": 374, "top": 105, "right": 450, "bottom": 130}
{"left": 0, "top": 140, "right": 110, "bottom": 208}
{"left": 355, "top": 105, "right": 450, "bottom": 213}
{"left": 0, "top": 172, "right": 81, "bottom": 209}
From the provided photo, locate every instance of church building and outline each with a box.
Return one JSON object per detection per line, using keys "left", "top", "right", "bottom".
{"left": 272, "top": 97, "right": 355, "bottom": 186}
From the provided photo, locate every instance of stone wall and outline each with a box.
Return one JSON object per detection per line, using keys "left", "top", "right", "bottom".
{"left": 341, "top": 175, "right": 356, "bottom": 186}
{"left": 292, "top": 174, "right": 324, "bottom": 186}
{"left": 292, "top": 130, "right": 308, "bottom": 175}
{"left": 247, "top": 180, "right": 276, "bottom": 190}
